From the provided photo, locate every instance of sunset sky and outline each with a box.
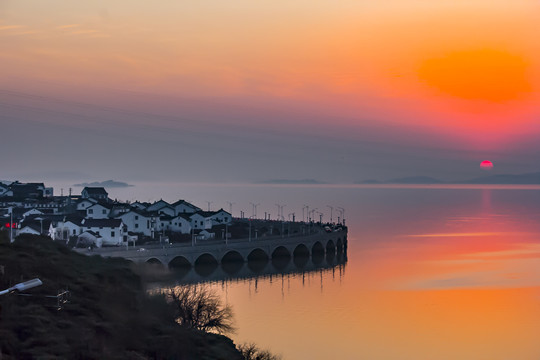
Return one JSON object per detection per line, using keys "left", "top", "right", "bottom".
{"left": 2, "top": 0, "right": 540, "bottom": 183}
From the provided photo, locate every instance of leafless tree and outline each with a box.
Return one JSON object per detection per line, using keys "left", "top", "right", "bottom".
{"left": 238, "top": 342, "right": 282, "bottom": 360}
{"left": 166, "top": 285, "right": 235, "bottom": 334}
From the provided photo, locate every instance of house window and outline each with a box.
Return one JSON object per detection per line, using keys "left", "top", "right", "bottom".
{"left": 102, "top": 209, "right": 107, "bottom": 214}
{"left": 135, "top": 224, "right": 139, "bottom": 228}
{"left": 135, "top": 215, "right": 139, "bottom": 220}
{"left": 111, "top": 231, "right": 115, "bottom": 237}
{"left": 88, "top": 209, "right": 93, "bottom": 214}
{"left": 200, "top": 221, "right": 203, "bottom": 226}
{"left": 73, "top": 229, "right": 76, "bottom": 235}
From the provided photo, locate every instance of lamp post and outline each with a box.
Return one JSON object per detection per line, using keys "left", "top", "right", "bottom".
{"left": 327, "top": 205, "right": 333, "bottom": 223}
{"left": 336, "top": 208, "right": 343, "bottom": 225}
{"left": 10, "top": 207, "right": 13, "bottom": 243}
{"left": 337, "top": 207, "right": 345, "bottom": 225}
{"left": 250, "top": 203, "right": 260, "bottom": 218}
{"left": 226, "top": 201, "right": 235, "bottom": 217}
{"left": 0, "top": 278, "right": 42, "bottom": 296}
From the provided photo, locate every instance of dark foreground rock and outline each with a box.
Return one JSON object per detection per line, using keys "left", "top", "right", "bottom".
{"left": 0, "top": 232, "right": 243, "bottom": 360}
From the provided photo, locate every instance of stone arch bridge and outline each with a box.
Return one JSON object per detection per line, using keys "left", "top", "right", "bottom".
{"left": 89, "top": 231, "right": 347, "bottom": 268}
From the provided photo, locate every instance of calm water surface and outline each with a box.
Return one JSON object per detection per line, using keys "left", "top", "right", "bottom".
{"left": 53, "top": 182, "right": 540, "bottom": 359}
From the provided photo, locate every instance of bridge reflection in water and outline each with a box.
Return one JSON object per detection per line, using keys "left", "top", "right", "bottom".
{"left": 88, "top": 231, "right": 347, "bottom": 285}
{"left": 165, "top": 246, "right": 347, "bottom": 285}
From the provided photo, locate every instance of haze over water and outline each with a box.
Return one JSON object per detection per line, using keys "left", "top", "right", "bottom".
{"left": 69, "top": 182, "right": 540, "bottom": 359}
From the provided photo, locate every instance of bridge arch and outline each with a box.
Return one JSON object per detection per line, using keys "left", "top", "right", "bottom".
{"left": 271, "top": 246, "right": 291, "bottom": 270}
{"left": 271, "top": 246, "right": 291, "bottom": 259}
{"left": 195, "top": 253, "right": 218, "bottom": 266}
{"left": 146, "top": 257, "right": 163, "bottom": 266}
{"left": 247, "top": 248, "right": 269, "bottom": 262}
{"left": 221, "top": 250, "right": 244, "bottom": 263}
{"left": 168, "top": 256, "right": 191, "bottom": 269}
{"left": 221, "top": 250, "right": 244, "bottom": 275}
{"left": 326, "top": 239, "right": 336, "bottom": 253}
{"left": 194, "top": 253, "right": 219, "bottom": 277}
{"left": 312, "top": 241, "right": 325, "bottom": 265}
{"left": 293, "top": 244, "right": 310, "bottom": 257}
{"left": 312, "top": 241, "right": 324, "bottom": 254}
{"left": 293, "top": 243, "right": 310, "bottom": 268}
{"left": 336, "top": 238, "right": 343, "bottom": 253}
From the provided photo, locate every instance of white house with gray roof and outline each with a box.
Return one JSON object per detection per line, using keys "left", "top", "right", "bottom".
{"left": 80, "top": 218, "right": 125, "bottom": 246}
{"left": 171, "top": 200, "right": 202, "bottom": 215}
{"left": 160, "top": 214, "right": 192, "bottom": 234}
{"left": 86, "top": 203, "right": 112, "bottom": 219}
{"left": 115, "top": 210, "right": 155, "bottom": 237}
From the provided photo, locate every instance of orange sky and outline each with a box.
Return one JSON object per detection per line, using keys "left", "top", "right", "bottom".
{"left": 3, "top": 2, "right": 540, "bottom": 127}
{"left": 2, "top": 0, "right": 540, "bottom": 181}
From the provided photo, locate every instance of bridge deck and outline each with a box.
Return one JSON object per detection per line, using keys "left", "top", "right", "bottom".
{"left": 79, "top": 229, "right": 348, "bottom": 267}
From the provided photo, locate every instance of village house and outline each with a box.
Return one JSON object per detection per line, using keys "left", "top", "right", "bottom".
{"left": 207, "top": 209, "right": 232, "bottom": 226}
{"left": 171, "top": 200, "right": 202, "bottom": 215}
{"left": 131, "top": 201, "right": 149, "bottom": 211}
{"left": 189, "top": 212, "right": 213, "bottom": 230}
{"left": 115, "top": 210, "right": 155, "bottom": 237}
{"left": 10, "top": 182, "right": 47, "bottom": 199}
{"left": 81, "top": 187, "right": 109, "bottom": 202}
{"left": 146, "top": 200, "right": 170, "bottom": 212}
{"left": 0, "top": 183, "right": 10, "bottom": 197}
{"left": 159, "top": 214, "right": 192, "bottom": 234}
{"left": 76, "top": 198, "right": 97, "bottom": 211}
{"left": 50, "top": 217, "right": 84, "bottom": 242}
{"left": 79, "top": 218, "right": 125, "bottom": 246}
{"left": 85, "top": 202, "right": 113, "bottom": 219}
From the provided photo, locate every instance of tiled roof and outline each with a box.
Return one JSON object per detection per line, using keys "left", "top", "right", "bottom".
{"left": 82, "top": 219, "right": 122, "bottom": 228}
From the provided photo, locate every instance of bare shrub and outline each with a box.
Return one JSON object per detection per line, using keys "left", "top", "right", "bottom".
{"left": 166, "top": 285, "right": 235, "bottom": 334}
{"left": 238, "top": 342, "right": 282, "bottom": 360}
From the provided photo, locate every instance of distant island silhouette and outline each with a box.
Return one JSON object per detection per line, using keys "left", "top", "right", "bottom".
{"left": 257, "top": 179, "right": 327, "bottom": 184}
{"left": 356, "top": 172, "right": 540, "bottom": 185}
{"left": 73, "top": 180, "right": 134, "bottom": 188}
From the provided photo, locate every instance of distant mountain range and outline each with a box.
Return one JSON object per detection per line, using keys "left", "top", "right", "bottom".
{"left": 356, "top": 172, "right": 540, "bottom": 185}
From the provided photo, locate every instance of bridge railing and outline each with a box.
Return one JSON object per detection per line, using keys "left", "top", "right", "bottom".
{"left": 84, "top": 228, "right": 347, "bottom": 256}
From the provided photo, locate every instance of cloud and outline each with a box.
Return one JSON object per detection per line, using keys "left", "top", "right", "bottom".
{"left": 73, "top": 180, "right": 134, "bottom": 188}
{"left": 70, "top": 29, "right": 99, "bottom": 35}
{"left": 0, "top": 25, "right": 23, "bottom": 31}
{"left": 56, "top": 24, "right": 80, "bottom": 30}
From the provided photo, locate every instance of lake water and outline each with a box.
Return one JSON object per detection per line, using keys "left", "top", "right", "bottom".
{"left": 51, "top": 182, "right": 540, "bottom": 359}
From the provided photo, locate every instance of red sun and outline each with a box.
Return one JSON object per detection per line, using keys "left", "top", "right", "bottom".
{"left": 480, "top": 160, "right": 494, "bottom": 170}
